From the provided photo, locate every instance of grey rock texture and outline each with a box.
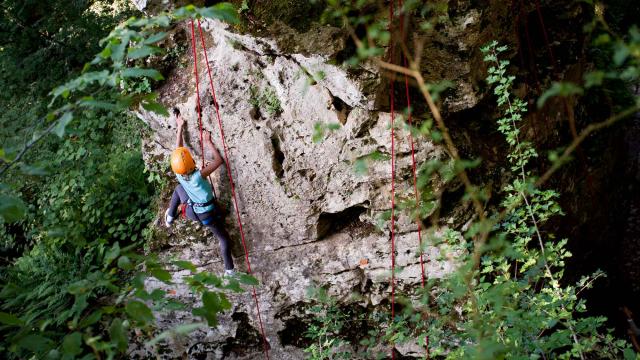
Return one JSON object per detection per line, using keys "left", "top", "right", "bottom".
{"left": 133, "top": 7, "right": 488, "bottom": 358}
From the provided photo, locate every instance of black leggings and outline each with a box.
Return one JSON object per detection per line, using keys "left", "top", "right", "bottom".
{"left": 169, "top": 185, "right": 234, "bottom": 270}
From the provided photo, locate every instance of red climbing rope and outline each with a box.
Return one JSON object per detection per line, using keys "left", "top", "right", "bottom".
{"left": 189, "top": 20, "right": 206, "bottom": 170}
{"left": 187, "top": 19, "right": 217, "bottom": 199}
{"left": 189, "top": 19, "right": 271, "bottom": 359}
{"left": 388, "top": 1, "right": 397, "bottom": 359}
{"left": 397, "top": 0, "right": 429, "bottom": 357}
{"left": 397, "top": 0, "right": 426, "bottom": 294}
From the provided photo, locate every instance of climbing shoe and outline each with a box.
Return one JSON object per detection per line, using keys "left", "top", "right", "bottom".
{"left": 164, "top": 208, "right": 175, "bottom": 228}
{"left": 224, "top": 269, "right": 236, "bottom": 277}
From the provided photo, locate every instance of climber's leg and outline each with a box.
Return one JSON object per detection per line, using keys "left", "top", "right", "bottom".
{"left": 169, "top": 185, "right": 200, "bottom": 221}
{"left": 202, "top": 217, "right": 234, "bottom": 271}
{"left": 168, "top": 185, "right": 188, "bottom": 217}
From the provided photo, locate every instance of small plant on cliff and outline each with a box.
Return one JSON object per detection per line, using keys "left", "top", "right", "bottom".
{"left": 249, "top": 84, "right": 282, "bottom": 116}
{"left": 304, "top": 287, "right": 353, "bottom": 360}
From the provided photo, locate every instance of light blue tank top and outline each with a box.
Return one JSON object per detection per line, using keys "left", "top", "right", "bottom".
{"left": 176, "top": 170, "right": 215, "bottom": 213}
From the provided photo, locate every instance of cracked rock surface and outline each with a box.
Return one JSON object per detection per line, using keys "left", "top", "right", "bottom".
{"left": 133, "top": 12, "right": 482, "bottom": 359}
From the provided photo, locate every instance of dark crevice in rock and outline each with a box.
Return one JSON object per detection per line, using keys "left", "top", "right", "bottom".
{"left": 275, "top": 303, "right": 313, "bottom": 348}
{"left": 335, "top": 23, "right": 366, "bottom": 66}
{"left": 276, "top": 301, "right": 374, "bottom": 351}
{"left": 271, "top": 133, "right": 285, "bottom": 179}
{"left": 332, "top": 94, "right": 352, "bottom": 125}
{"left": 317, "top": 205, "right": 367, "bottom": 240}
{"left": 277, "top": 317, "right": 313, "bottom": 348}
{"left": 353, "top": 113, "right": 378, "bottom": 139}
{"left": 320, "top": 267, "right": 357, "bottom": 276}
{"left": 434, "top": 185, "right": 466, "bottom": 223}
{"left": 221, "top": 312, "right": 265, "bottom": 356}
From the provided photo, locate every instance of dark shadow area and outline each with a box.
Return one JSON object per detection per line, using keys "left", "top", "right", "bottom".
{"left": 332, "top": 94, "right": 352, "bottom": 125}
{"left": 317, "top": 206, "right": 367, "bottom": 240}
{"left": 271, "top": 134, "right": 285, "bottom": 179}
{"left": 219, "top": 312, "right": 266, "bottom": 357}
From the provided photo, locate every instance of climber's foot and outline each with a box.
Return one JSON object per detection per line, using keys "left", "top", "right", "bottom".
{"left": 164, "top": 208, "right": 175, "bottom": 228}
{"left": 224, "top": 269, "right": 236, "bottom": 277}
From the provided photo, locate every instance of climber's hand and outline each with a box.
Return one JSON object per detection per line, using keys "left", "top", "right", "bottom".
{"left": 176, "top": 114, "right": 185, "bottom": 128}
{"left": 204, "top": 130, "right": 212, "bottom": 144}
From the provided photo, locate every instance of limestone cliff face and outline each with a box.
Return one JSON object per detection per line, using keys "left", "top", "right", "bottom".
{"left": 132, "top": 2, "right": 501, "bottom": 358}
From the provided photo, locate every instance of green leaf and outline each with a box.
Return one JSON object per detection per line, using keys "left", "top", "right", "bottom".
{"left": 327, "top": 123, "right": 341, "bottom": 130}
{"left": 622, "top": 348, "right": 637, "bottom": 360}
{"left": 117, "top": 255, "right": 133, "bottom": 270}
{"left": 0, "top": 311, "right": 23, "bottom": 326}
{"left": 425, "top": 80, "right": 454, "bottom": 102}
{"left": 198, "top": 3, "right": 240, "bottom": 24}
{"left": 147, "top": 323, "right": 204, "bottom": 346}
{"left": 142, "top": 100, "right": 169, "bottom": 116}
{"left": 613, "top": 45, "right": 630, "bottom": 66}
{"left": 238, "top": 273, "right": 259, "bottom": 286}
{"left": 111, "top": 33, "right": 131, "bottom": 63}
{"left": 143, "top": 31, "right": 168, "bottom": 45}
{"left": 54, "top": 112, "right": 74, "bottom": 138}
{"left": 224, "top": 279, "right": 243, "bottom": 292}
{"left": 219, "top": 293, "right": 232, "bottom": 310}
{"left": 353, "top": 158, "right": 368, "bottom": 175}
{"left": 148, "top": 268, "right": 172, "bottom": 284}
{"left": 173, "top": 5, "right": 197, "bottom": 19}
{"left": 104, "top": 242, "right": 120, "bottom": 266}
{"left": 99, "top": 46, "right": 112, "bottom": 59}
{"left": 109, "top": 318, "right": 128, "bottom": 351}
{"left": 78, "top": 98, "right": 120, "bottom": 111}
{"left": 583, "top": 71, "right": 605, "bottom": 88}
{"left": 68, "top": 280, "right": 90, "bottom": 295}
{"left": 128, "top": 45, "right": 161, "bottom": 59}
{"left": 537, "top": 82, "right": 584, "bottom": 108}
{"left": 194, "top": 291, "right": 226, "bottom": 326}
{"left": 173, "top": 260, "right": 197, "bottom": 273}
{"left": 18, "top": 334, "right": 53, "bottom": 353}
{"left": 78, "top": 310, "right": 102, "bottom": 328}
{"left": 20, "top": 164, "right": 49, "bottom": 176}
{"left": 125, "top": 301, "right": 154, "bottom": 324}
{"left": 0, "top": 195, "right": 27, "bottom": 223}
{"left": 62, "top": 332, "right": 82, "bottom": 356}
{"left": 121, "top": 68, "right": 164, "bottom": 81}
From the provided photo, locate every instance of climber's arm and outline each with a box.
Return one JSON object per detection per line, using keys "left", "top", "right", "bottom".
{"left": 201, "top": 130, "right": 224, "bottom": 178}
{"left": 174, "top": 109, "right": 185, "bottom": 148}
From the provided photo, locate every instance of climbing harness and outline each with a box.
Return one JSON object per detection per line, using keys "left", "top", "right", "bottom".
{"left": 186, "top": 197, "right": 216, "bottom": 209}
{"left": 189, "top": 18, "right": 271, "bottom": 359}
{"left": 389, "top": 0, "right": 429, "bottom": 358}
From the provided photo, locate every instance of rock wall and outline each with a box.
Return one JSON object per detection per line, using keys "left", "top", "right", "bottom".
{"left": 132, "top": 1, "right": 507, "bottom": 358}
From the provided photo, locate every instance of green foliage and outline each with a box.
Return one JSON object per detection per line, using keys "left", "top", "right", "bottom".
{"left": 312, "top": 122, "right": 341, "bottom": 143}
{"left": 0, "top": 245, "right": 256, "bottom": 359}
{"left": 536, "top": 24, "right": 640, "bottom": 110}
{"left": 353, "top": 150, "right": 390, "bottom": 175}
{"left": 537, "top": 81, "right": 584, "bottom": 108}
{"left": 0, "top": 2, "right": 245, "bottom": 359}
{"left": 304, "top": 287, "right": 353, "bottom": 360}
{"left": 303, "top": 34, "right": 637, "bottom": 358}
{"left": 249, "top": 84, "right": 282, "bottom": 116}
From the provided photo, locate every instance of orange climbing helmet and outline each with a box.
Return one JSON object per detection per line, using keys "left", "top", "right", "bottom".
{"left": 171, "top": 147, "right": 196, "bottom": 175}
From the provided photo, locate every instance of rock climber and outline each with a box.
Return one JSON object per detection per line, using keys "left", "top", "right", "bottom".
{"left": 164, "top": 108, "right": 235, "bottom": 275}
